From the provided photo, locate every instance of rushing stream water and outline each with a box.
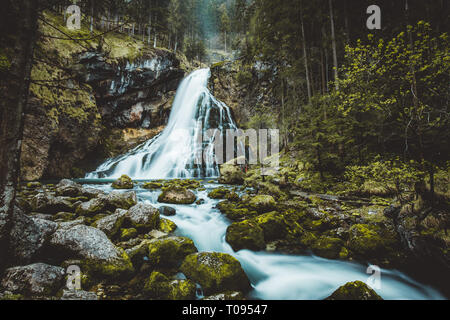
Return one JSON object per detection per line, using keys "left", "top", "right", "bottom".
{"left": 85, "top": 68, "right": 445, "bottom": 299}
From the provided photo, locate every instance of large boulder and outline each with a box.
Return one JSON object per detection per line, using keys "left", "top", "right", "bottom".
{"left": 49, "top": 224, "right": 133, "bottom": 279}
{"left": 31, "top": 193, "right": 74, "bottom": 214}
{"left": 249, "top": 195, "right": 276, "bottom": 214}
{"left": 75, "top": 197, "right": 106, "bottom": 216}
{"left": 111, "top": 175, "right": 134, "bottom": 189}
{"left": 226, "top": 220, "right": 266, "bottom": 252}
{"left": 180, "top": 252, "right": 251, "bottom": 295}
{"left": 9, "top": 208, "right": 58, "bottom": 264}
{"left": 1, "top": 263, "right": 65, "bottom": 296}
{"left": 147, "top": 236, "right": 198, "bottom": 268}
{"left": 92, "top": 209, "right": 128, "bottom": 238}
{"left": 127, "top": 203, "right": 160, "bottom": 230}
{"left": 347, "top": 224, "right": 398, "bottom": 260}
{"left": 55, "top": 179, "right": 83, "bottom": 197}
{"left": 102, "top": 190, "right": 137, "bottom": 210}
{"left": 325, "top": 281, "right": 383, "bottom": 300}
{"left": 219, "top": 159, "right": 245, "bottom": 185}
{"left": 158, "top": 186, "right": 196, "bottom": 205}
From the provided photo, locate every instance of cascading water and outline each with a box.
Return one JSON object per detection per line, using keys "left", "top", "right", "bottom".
{"left": 87, "top": 68, "right": 236, "bottom": 179}
{"left": 83, "top": 68, "right": 445, "bottom": 300}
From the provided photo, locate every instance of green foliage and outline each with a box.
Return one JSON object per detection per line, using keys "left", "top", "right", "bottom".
{"left": 345, "top": 157, "right": 425, "bottom": 203}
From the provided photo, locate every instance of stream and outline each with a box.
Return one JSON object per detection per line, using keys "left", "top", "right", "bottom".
{"left": 83, "top": 68, "right": 445, "bottom": 300}
{"left": 80, "top": 180, "right": 444, "bottom": 300}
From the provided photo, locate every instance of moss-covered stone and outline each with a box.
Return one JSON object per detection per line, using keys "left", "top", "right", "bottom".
{"left": 158, "top": 186, "right": 196, "bottom": 204}
{"left": 120, "top": 228, "right": 138, "bottom": 241}
{"left": 82, "top": 251, "right": 134, "bottom": 282}
{"left": 253, "top": 211, "right": 287, "bottom": 242}
{"left": 226, "top": 220, "right": 265, "bottom": 251}
{"left": 158, "top": 218, "right": 177, "bottom": 234}
{"left": 347, "top": 224, "right": 397, "bottom": 260}
{"left": 325, "top": 281, "right": 383, "bottom": 300}
{"left": 147, "top": 236, "right": 197, "bottom": 268}
{"left": 180, "top": 252, "right": 251, "bottom": 295}
{"left": 219, "top": 160, "right": 245, "bottom": 185}
{"left": 143, "top": 182, "right": 163, "bottom": 190}
{"left": 248, "top": 195, "right": 276, "bottom": 213}
{"left": 143, "top": 272, "right": 196, "bottom": 300}
{"left": 111, "top": 175, "right": 134, "bottom": 189}
{"left": 311, "top": 236, "right": 345, "bottom": 259}
{"left": 208, "top": 187, "right": 230, "bottom": 199}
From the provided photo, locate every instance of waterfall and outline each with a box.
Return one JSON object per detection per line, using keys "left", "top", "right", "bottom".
{"left": 87, "top": 68, "right": 237, "bottom": 179}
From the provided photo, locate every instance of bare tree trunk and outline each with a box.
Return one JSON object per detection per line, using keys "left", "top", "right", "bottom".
{"left": 0, "top": 0, "right": 39, "bottom": 271}
{"left": 329, "top": 0, "right": 339, "bottom": 90}
{"left": 300, "top": 1, "right": 311, "bottom": 103}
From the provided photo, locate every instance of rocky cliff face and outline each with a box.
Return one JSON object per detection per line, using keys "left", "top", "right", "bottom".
{"left": 20, "top": 13, "right": 188, "bottom": 181}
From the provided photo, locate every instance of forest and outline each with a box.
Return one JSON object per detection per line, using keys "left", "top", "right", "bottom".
{"left": 0, "top": 0, "right": 448, "bottom": 302}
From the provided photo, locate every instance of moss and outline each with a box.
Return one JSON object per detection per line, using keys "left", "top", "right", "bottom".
{"left": 120, "top": 228, "right": 138, "bottom": 241}
{"left": 143, "top": 182, "right": 163, "bottom": 189}
{"left": 208, "top": 187, "right": 230, "bottom": 199}
{"left": 180, "top": 252, "right": 251, "bottom": 295}
{"left": 158, "top": 186, "right": 196, "bottom": 204}
{"left": 111, "top": 175, "right": 134, "bottom": 189}
{"left": 168, "top": 280, "right": 197, "bottom": 300}
{"left": 253, "top": 212, "right": 287, "bottom": 242}
{"left": 248, "top": 195, "right": 276, "bottom": 213}
{"left": 225, "top": 220, "right": 266, "bottom": 251}
{"left": 143, "top": 271, "right": 171, "bottom": 299}
{"left": 147, "top": 236, "right": 197, "bottom": 269}
{"left": 347, "top": 224, "right": 399, "bottom": 261}
{"left": 54, "top": 212, "right": 77, "bottom": 222}
{"left": 326, "top": 281, "right": 383, "bottom": 300}
{"left": 158, "top": 218, "right": 177, "bottom": 234}
{"left": 82, "top": 250, "right": 134, "bottom": 281}
{"left": 312, "top": 236, "right": 345, "bottom": 259}
{"left": 0, "top": 293, "right": 24, "bottom": 300}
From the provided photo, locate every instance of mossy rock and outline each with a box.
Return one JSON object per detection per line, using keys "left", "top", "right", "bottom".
{"left": 325, "top": 281, "right": 383, "bottom": 300}
{"left": 225, "top": 192, "right": 240, "bottom": 202}
{"left": 158, "top": 186, "right": 196, "bottom": 204}
{"left": 143, "top": 182, "right": 163, "bottom": 190}
{"left": 219, "top": 160, "right": 245, "bottom": 185}
{"left": 147, "top": 236, "right": 198, "bottom": 269}
{"left": 75, "top": 198, "right": 106, "bottom": 216}
{"left": 217, "top": 201, "right": 255, "bottom": 221}
{"left": 226, "top": 220, "right": 265, "bottom": 251}
{"left": 347, "top": 224, "right": 398, "bottom": 260}
{"left": 253, "top": 211, "right": 288, "bottom": 242}
{"left": 158, "top": 218, "right": 177, "bottom": 234}
{"left": 311, "top": 236, "right": 345, "bottom": 259}
{"left": 180, "top": 252, "right": 251, "bottom": 295}
{"left": 120, "top": 228, "right": 138, "bottom": 241}
{"left": 111, "top": 175, "right": 134, "bottom": 189}
{"left": 81, "top": 251, "right": 134, "bottom": 282}
{"left": 248, "top": 195, "right": 276, "bottom": 214}
{"left": 208, "top": 187, "right": 230, "bottom": 199}
{"left": 143, "top": 271, "right": 196, "bottom": 300}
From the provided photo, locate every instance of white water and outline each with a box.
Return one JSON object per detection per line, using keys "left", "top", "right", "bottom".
{"left": 87, "top": 68, "right": 236, "bottom": 180}
{"left": 84, "top": 183, "right": 444, "bottom": 300}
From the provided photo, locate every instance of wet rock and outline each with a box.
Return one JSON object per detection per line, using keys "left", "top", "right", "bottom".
{"left": 60, "top": 289, "right": 98, "bottom": 300}
{"left": 226, "top": 220, "right": 265, "bottom": 252}
{"left": 180, "top": 252, "right": 251, "bottom": 295}
{"left": 55, "top": 179, "right": 83, "bottom": 197}
{"left": 93, "top": 209, "right": 127, "bottom": 238}
{"left": 120, "top": 228, "right": 138, "bottom": 241}
{"left": 159, "top": 206, "right": 176, "bottom": 216}
{"left": 31, "top": 193, "right": 74, "bottom": 214}
{"left": 49, "top": 224, "right": 134, "bottom": 279}
{"left": 1, "top": 263, "right": 65, "bottom": 296}
{"left": 111, "top": 175, "right": 134, "bottom": 189}
{"left": 9, "top": 208, "right": 58, "bottom": 264}
{"left": 143, "top": 182, "right": 163, "bottom": 190}
{"left": 325, "top": 281, "right": 383, "bottom": 300}
{"left": 158, "top": 218, "right": 177, "bottom": 234}
{"left": 127, "top": 203, "right": 160, "bottom": 230}
{"left": 102, "top": 190, "right": 137, "bottom": 210}
{"left": 208, "top": 187, "right": 230, "bottom": 199}
{"left": 158, "top": 186, "right": 196, "bottom": 205}
{"left": 147, "top": 236, "right": 198, "bottom": 268}
{"left": 203, "top": 291, "right": 244, "bottom": 300}
{"left": 75, "top": 197, "right": 106, "bottom": 216}
{"left": 311, "top": 236, "right": 346, "bottom": 260}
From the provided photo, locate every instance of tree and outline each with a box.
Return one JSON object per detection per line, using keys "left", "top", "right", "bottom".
{"left": 0, "top": 0, "right": 40, "bottom": 271}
